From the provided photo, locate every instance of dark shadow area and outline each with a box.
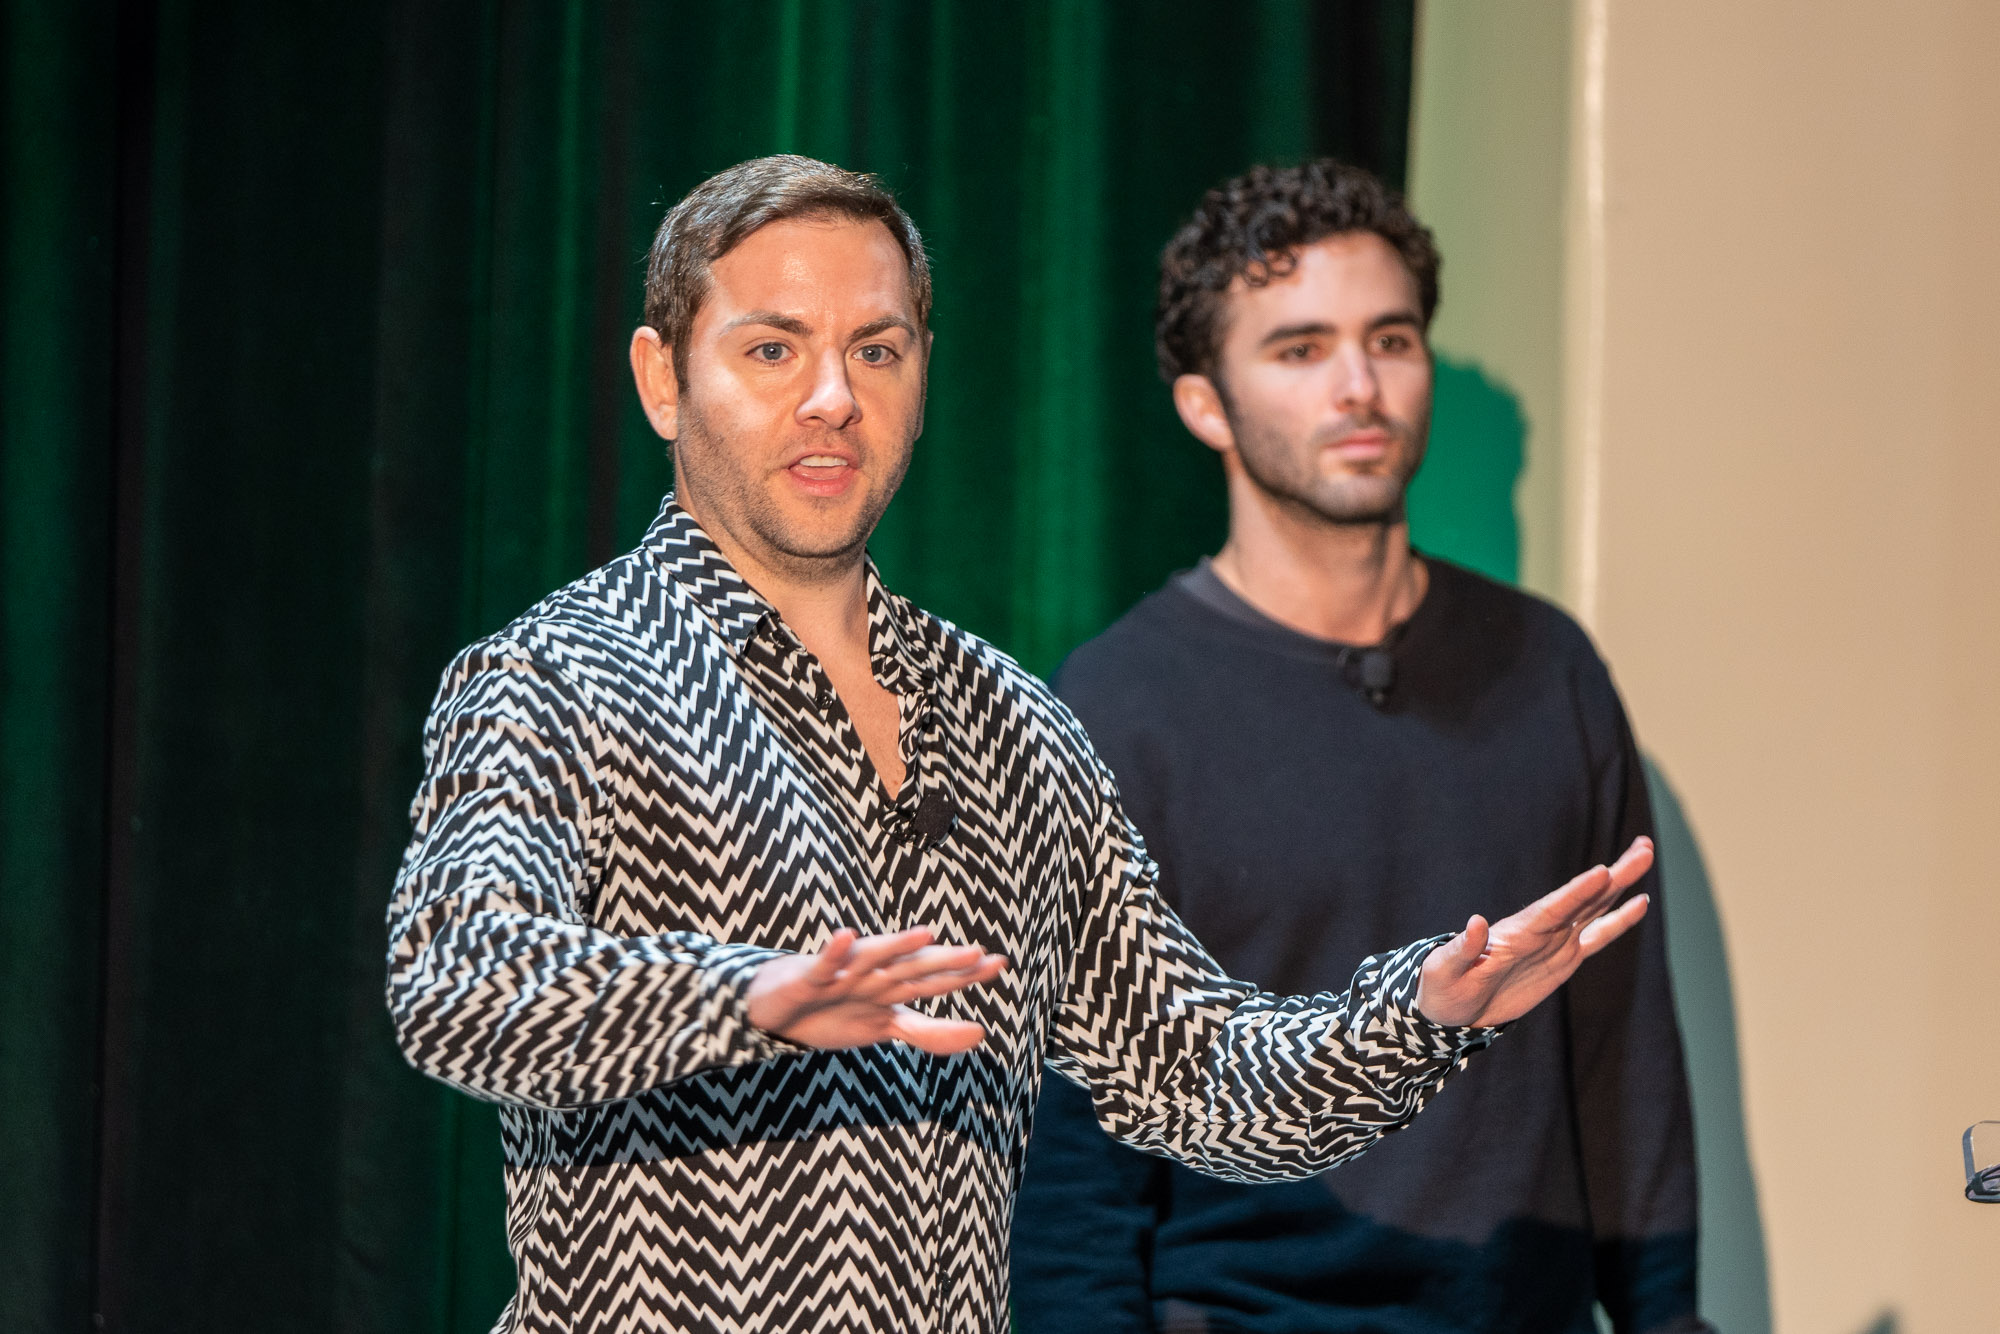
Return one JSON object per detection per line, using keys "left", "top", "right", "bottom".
{"left": 1407, "top": 354, "right": 1525, "bottom": 585}
{"left": 1854, "top": 1313, "right": 1898, "bottom": 1334}
{"left": 1644, "top": 758, "right": 1774, "bottom": 1334}
{"left": 1022, "top": 1025, "right": 1704, "bottom": 1334}
{"left": 1139, "top": 1210, "right": 1622, "bottom": 1334}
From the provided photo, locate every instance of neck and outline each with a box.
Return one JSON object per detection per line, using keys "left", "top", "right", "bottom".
{"left": 1211, "top": 465, "right": 1427, "bottom": 645}
{"left": 676, "top": 488, "right": 872, "bottom": 661}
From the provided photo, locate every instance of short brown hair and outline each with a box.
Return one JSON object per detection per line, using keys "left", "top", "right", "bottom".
{"left": 1154, "top": 159, "right": 1440, "bottom": 383}
{"left": 643, "top": 155, "right": 932, "bottom": 386}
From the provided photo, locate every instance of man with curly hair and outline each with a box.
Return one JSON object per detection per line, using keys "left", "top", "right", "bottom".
{"left": 1011, "top": 161, "right": 1710, "bottom": 1334}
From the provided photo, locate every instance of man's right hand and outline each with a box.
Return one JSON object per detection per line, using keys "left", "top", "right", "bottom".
{"left": 746, "top": 927, "right": 1008, "bottom": 1055}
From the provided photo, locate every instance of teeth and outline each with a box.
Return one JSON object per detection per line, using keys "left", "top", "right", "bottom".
{"left": 798, "top": 456, "right": 847, "bottom": 467}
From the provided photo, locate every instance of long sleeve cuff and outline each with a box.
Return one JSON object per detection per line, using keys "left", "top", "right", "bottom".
{"left": 554, "top": 939, "right": 811, "bottom": 1104}
{"left": 1344, "top": 934, "right": 1504, "bottom": 1090}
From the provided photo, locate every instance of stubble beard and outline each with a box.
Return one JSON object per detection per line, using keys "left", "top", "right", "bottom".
{"left": 672, "top": 390, "right": 914, "bottom": 586}
{"left": 1226, "top": 398, "right": 1430, "bottom": 529}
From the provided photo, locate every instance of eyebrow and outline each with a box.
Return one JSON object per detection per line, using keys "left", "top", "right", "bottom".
{"left": 849, "top": 315, "right": 919, "bottom": 342}
{"left": 719, "top": 311, "right": 920, "bottom": 342}
{"left": 722, "top": 310, "right": 814, "bottom": 337}
{"left": 1257, "top": 310, "right": 1425, "bottom": 347}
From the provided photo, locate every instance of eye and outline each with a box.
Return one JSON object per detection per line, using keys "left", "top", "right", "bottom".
{"left": 752, "top": 341, "right": 787, "bottom": 363}
{"left": 1281, "top": 342, "right": 1315, "bottom": 361}
{"left": 1374, "top": 331, "right": 1416, "bottom": 354}
{"left": 854, "top": 343, "right": 897, "bottom": 365}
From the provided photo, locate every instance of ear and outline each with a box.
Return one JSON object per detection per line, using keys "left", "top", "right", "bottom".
{"left": 1171, "top": 373, "right": 1235, "bottom": 453}
{"left": 629, "top": 326, "right": 680, "bottom": 440}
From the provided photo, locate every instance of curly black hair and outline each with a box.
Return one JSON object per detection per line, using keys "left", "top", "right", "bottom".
{"left": 1155, "top": 159, "right": 1440, "bottom": 383}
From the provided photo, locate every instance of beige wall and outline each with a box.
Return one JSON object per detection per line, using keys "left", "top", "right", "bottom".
{"left": 1408, "top": 1, "right": 1573, "bottom": 602}
{"left": 1413, "top": 3, "right": 2000, "bottom": 1330}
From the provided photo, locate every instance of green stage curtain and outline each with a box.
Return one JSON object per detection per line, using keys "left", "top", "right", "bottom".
{"left": 1, "top": 3, "right": 1417, "bottom": 1329}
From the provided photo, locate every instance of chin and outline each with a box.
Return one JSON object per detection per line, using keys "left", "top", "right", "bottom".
{"left": 1304, "top": 481, "right": 1406, "bottom": 525}
{"left": 784, "top": 528, "right": 872, "bottom": 561}
{"left": 760, "top": 500, "right": 877, "bottom": 561}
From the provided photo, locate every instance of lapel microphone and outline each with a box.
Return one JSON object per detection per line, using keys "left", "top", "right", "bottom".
{"left": 1335, "top": 644, "right": 1396, "bottom": 709}
{"left": 1328, "top": 557, "right": 1421, "bottom": 710}
{"left": 1336, "top": 622, "right": 1406, "bottom": 711}
{"left": 1355, "top": 646, "right": 1395, "bottom": 708}
{"left": 896, "top": 788, "right": 957, "bottom": 850}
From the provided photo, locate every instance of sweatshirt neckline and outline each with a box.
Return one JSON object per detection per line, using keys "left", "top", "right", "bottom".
{"left": 1165, "top": 555, "right": 1452, "bottom": 666}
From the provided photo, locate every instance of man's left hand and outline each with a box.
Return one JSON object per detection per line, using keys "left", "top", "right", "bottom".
{"left": 1415, "top": 837, "right": 1654, "bottom": 1028}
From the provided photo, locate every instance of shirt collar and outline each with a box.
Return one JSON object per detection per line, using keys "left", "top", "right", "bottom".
{"left": 642, "top": 495, "right": 933, "bottom": 690}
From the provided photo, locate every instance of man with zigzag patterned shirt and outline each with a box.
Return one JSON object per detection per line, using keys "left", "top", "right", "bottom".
{"left": 386, "top": 154, "right": 1653, "bottom": 1334}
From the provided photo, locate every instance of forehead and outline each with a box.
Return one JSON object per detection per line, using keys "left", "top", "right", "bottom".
{"left": 1223, "top": 231, "right": 1421, "bottom": 333}
{"left": 701, "top": 215, "right": 915, "bottom": 324}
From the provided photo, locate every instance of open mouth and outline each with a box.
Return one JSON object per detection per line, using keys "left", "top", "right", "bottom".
{"left": 786, "top": 454, "right": 857, "bottom": 496}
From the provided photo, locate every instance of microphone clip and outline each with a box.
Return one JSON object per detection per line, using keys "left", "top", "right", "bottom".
{"left": 893, "top": 788, "right": 957, "bottom": 850}
{"left": 1335, "top": 638, "right": 1401, "bottom": 710}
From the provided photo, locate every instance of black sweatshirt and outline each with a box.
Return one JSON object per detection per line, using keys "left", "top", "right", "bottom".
{"left": 1011, "top": 558, "right": 1707, "bottom": 1334}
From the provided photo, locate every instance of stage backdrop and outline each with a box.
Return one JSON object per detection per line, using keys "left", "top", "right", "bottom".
{"left": 0, "top": 3, "right": 1498, "bottom": 1331}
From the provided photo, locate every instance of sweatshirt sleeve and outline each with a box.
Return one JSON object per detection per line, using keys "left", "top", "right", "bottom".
{"left": 384, "top": 640, "right": 799, "bottom": 1110}
{"left": 1041, "top": 753, "right": 1497, "bottom": 1183}
{"left": 1567, "top": 663, "right": 1713, "bottom": 1334}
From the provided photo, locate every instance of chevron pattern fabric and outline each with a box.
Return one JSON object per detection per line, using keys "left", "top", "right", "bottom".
{"left": 386, "top": 497, "right": 1493, "bottom": 1333}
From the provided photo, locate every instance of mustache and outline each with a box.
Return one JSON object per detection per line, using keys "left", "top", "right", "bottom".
{"left": 1313, "top": 412, "right": 1414, "bottom": 446}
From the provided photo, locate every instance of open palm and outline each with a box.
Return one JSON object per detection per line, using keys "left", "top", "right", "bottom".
{"left": 746, "top": 927, "right": 1009, "bottom": 1055}
{"left": 1415, "top": 837, "right": 1655, "bottom": 1028}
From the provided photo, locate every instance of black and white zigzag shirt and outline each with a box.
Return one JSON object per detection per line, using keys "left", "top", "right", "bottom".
{"left": 387, "top": 498, "right": 1492, "bottom": 1334}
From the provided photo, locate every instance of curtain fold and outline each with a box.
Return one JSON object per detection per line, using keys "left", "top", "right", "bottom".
{"left": 1, "top": 3, "right": 1418, "bottom": 1328}
{"left": 1, "top": 5, "right": 118, "bottom": 1331}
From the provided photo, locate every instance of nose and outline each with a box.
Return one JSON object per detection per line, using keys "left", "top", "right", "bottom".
{"left": 1331, "top": 343, "right": 1381, "bottom": 415}
{"left": 797, "top": 349, "right": 860, "bottom": 430}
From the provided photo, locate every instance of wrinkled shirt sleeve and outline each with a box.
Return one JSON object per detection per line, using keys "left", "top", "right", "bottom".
{"left": 385, "top": 642, "right": 797, "bottom": 1111}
